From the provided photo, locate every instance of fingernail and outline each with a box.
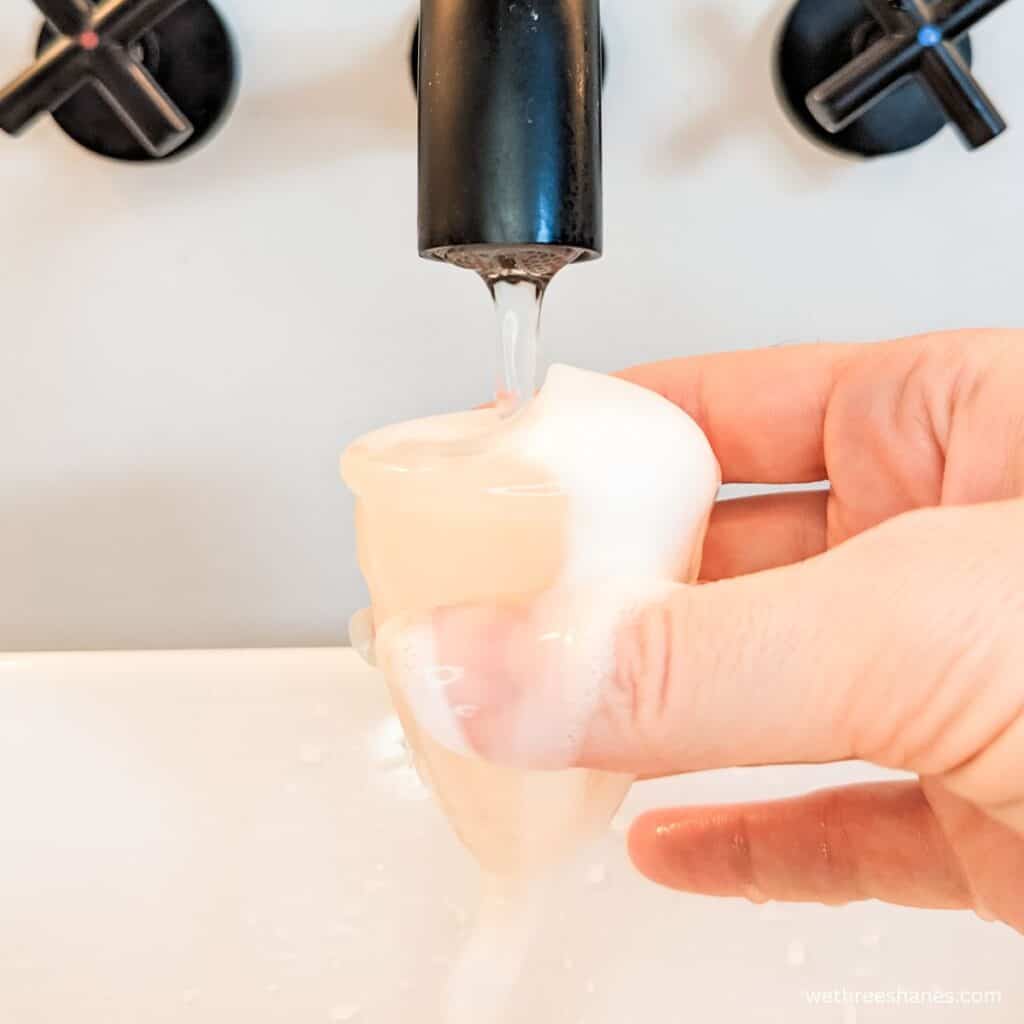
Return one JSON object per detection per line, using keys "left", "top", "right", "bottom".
{"left": 380, "top": 583, "right": 678, "bottom": 770}
{"left": 378, "top": 604, "right": 560, "bottom": 766}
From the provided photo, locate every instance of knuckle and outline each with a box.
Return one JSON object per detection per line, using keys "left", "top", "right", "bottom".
{"left": 604, "top": 595, "right": 692, "bottom": 767}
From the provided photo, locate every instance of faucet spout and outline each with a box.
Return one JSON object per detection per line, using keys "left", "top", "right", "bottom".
{"left": 417, "top": 0, "right": 603, "bottom": 281}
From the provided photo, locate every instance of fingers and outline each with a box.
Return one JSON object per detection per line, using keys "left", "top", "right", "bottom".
{"left": 627, "top": 782, "right": 975, "bottom": 911}
{"left": 382, "top": 500, "right": 1021, "bottom": 786}
{"left": 581, "top": 501, "right": 1023, "bottom": 779}
{"left": 615, "top": 343, "right": 857, "bottom": 484}
{"left": 700, "top": 490, "right": 830, "bottom": 581}
{"left": 582, "top": 548, "right": 862, "bottom": 775}
{"left": 382, "top": 536, "right": 861, "bottom": 774}
{"left": 377, "top": 534, "right": 859, "bottom": 773}
{"left": 381, "top": 583, "right": 677, "bottom": 769}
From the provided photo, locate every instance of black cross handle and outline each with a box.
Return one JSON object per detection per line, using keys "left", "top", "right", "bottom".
{"left": 0, "top": 0, "right": 195, "bottom": 158}
{"left": 807, "top": 0, "right": 1012, "bottom": 150}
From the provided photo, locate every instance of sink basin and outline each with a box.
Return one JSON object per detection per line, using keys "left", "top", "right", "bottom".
{"left": 0, "top": 649, "right": 1018, "bottom": 1022}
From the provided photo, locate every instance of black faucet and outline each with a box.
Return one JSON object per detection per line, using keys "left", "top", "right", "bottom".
{"left": 416, "top": 0, "right": 603, "bottom": 281}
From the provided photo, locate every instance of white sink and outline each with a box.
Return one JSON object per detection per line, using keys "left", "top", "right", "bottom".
{"left": 0, "top": 649, "right": 1018, "bottom": 1022}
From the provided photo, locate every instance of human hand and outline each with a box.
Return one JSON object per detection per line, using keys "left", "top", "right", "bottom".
{"left": 390, "top": 329, "right": 1024, "bottom": 931}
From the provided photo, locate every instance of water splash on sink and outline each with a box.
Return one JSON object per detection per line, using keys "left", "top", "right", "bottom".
{"left": 372, "top": 717, "right": 409, "bottom": 769}
{"left": 370, "top": 717, "right": 428, "bottom": 801}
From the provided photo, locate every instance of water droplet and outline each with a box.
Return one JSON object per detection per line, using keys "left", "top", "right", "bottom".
{"left": 563, "top": 956, "right": 574, "bottom": 970}
{"left": 182, "top": 989, "right": 199, "bottom": 1005}
{"left": 329, "top": 1004, "right": 360, "bottom": 1022}
{"left": 585, "top": 979, "right": 596, "bottom": 995}
{"left": 375, "top": 862, "right": 386, "bottom": 873}
{"left": 785, "top": 939, "right": 806, "bottom": 967}
{"left": 585, "top": 863, "right": 607, "bottom": 886}
{"left": 299, "top": 743, "right": 326, "bottom": 765}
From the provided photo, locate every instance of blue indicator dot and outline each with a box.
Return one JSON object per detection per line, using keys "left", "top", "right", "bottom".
{"left": 918, "top": 24, "right": 943, "bottom": 47}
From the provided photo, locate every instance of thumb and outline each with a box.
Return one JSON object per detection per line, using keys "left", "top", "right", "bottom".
{"left": 380, "top": 502, "right": 1019, "bottom": 777}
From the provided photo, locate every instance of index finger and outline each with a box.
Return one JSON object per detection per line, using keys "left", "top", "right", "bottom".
{"left": 616, "top": 343, "right": 858, "bottom": 484}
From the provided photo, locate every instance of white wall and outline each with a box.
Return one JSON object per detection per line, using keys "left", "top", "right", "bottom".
{"left": 2, "top": 0, "right": 1023, "bottom": 651}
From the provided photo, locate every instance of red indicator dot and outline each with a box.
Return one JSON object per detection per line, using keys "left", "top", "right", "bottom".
{"left": 79, "top": 30, "right": 100, "bottom": 50}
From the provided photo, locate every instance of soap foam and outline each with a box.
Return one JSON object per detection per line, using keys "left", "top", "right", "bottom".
{"left": 373, "top": 366, "right": 720, "bottom": 768}
{"left": 510, "top": 365, "right": 720, "bottom": 586}
{"left": 380, "top": 620, "right": 468, "bottom": 756}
